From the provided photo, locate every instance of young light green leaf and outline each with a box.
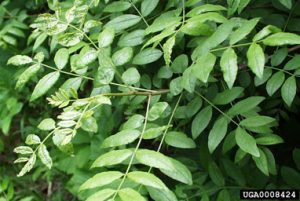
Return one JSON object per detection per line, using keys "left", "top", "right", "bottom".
{"left": 192, "top": 106, "right": 212, "bottom": 139}
{"left": 235, "top": 127, "right": 260, "bottom": 157}
{"left": 253, "top": 25, "right": 281, "bottom": 41}
{"left": 8, "top": 55, "right": 32, "bottom": 66}
{"left": 81, "top": 116, "right": 98, "bottom": 133}
{"left": 186, "top": 4, "right": 226, "bottom": 17}
{"left": 240, "top": 116, "right": 275, "bottom": 128}
{"left": 104, "top": 14, "right": 141, "bottom": 32}
{"left": 127, "top": 171, "right": 167, "bottom": 189}
{"left": 54, "top": 48, "right": 69, "bottom": 69}
{"left": 16, "top": 64, "right": 41, "bottom": 89}
{"left": 220, "top": 47, "right": 238, "bottom": 88}
{"left": 38, "top": 144, "right": 52, "bottom": 169}
{"left": 86, "top": 189, "right": 115, "bottom": 201}
{"left": 165, "top": 131, "right": 196, "bottom": 149}
{"left": 192, "top": 52, "right": 216, "bottom": 83}
{"left": 38, "top": 118, "right": 55, "bottom": 131}
{"left": 133, "top": 48, "right": 162, "bottom": 65}
{"left": 136, "top": 149, "right": 173, "bottom": 170}
{"left": 118, "top": 188, "right": 146, "bottom": 201}
{"left": 30, "top": 71, "right": 60, "bottom": 101}
{"left": 14, "top": 146, "right": 33, "bottom": 155}
{"left": 25, "top": 134, "right": 41, "bottom": 145}
{"left": 33, "top": 33, "right": 47, "bottom": 51}
{"left": 98, "top": 28, "right": 115, "bottom": 48}
{"left": 112, "top": 47, "right": 133, "bottom": 66}
{"left": 141, "top": 0, "right": 159, "bottom": 17}
{"left": 181, "top": 20, "right": 213, "bottom": 36}
{"left": 247, "top": 43, "right": 265, "bottom": 78}
{"left": 263, "top": 33, "right": 300, "bottom": 46}
{"left": 17, "top": 154, "right": 36, "bottom": 177}
{"left": 92, "top": 149, "right": 133, "bottom": 168}
{"left": 213, "top": 87, "right": 244, "bottom": 105}
{"left": 230, "top": 18, "right": 259, "bottom": 45}
{"left": 266, "top": 71, "right": 285, "bottom": 96}
{"left": 80, "top": 171, "right": 123, "bottom": 190}
{"left": 163, "top": 36, "right": 175, "bottom": 67}
{"left": 143, "top": 126, "right": 169, "bottom": 139}
{"left": 58, "top": 32, "right": 83, "bottom": 47}
{"left": 281, "top": 76, "right": 297, "bottom": 107}
{"left": 101, "top": 129, "right": 141, "bottom": 148}
{"left": 208, "top": 117, "right": 228, "bottom": 153}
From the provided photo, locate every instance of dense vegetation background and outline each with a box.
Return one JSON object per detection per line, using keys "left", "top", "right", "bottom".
{"left": 1, "top": 0, "right": 300, "bottom": 200}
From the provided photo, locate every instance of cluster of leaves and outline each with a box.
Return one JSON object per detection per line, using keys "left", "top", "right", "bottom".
{"left": 3, "top": 0, "right": 300, "bottom": 200}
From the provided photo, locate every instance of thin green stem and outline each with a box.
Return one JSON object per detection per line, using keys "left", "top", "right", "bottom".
{"left": 195, "top": 91, "right": 240, "bottom": 127}
{"left": 111, "top": 95, "right": 152, "bottom": 199}
{"left": 265, "top": 66, "right": 300, "bottom": 77}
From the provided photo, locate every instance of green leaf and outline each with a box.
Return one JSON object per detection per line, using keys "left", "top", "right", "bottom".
{"left": 122, "top": 115, "right": 144, "bottom": 130}
{"left": 271, "top": 48, "right": 288, "bottom": 66}
{"left": 148, "top": 102, "right": 169, "bottom": 121}
{"left": 147, "top": 187, "right": 178, "bottom": 201}
{"left": 38, "top": 118, "right": 55, "bottom": 131}
{"left": 16, "top": 64, "right": 41, "bottom": 89}
{"left": 263, "top": 33, "right": 300, "bottom": 46}
{"left": 103, "top": 1, "right": 131, "bottom": 13}
{"left": 145, "top": 12, "right": 181, "bottom": 34}
{"left": 238, "top": 0, "right": 251, "bottom": 13}
{"left": 171, "top": 54, "right": 188, "bottom": 74}
{"left": 170, "top": 77, "right": 183, "bottom": 96}
{"left": 38, "top": 144, "right": 52, "bottom": 169}
{"left": 284, "top": 55, "right": 300, "bottom": 70}
{"left": 58, "top": 32, "right": 83, "bottom": 47}
{"left": 181, "top": 21, "right": 213, "bottom": 36}
{"left": 17, "top": 154, "right": 36, "bottom": 177}
{"left": 227, "top": 96, "right": 265, "bottom": 116}
{"left": 81, "top": 116, "right": 98, "bottom": 133}
{"left": 165, "top": 131, "right": 196, "bottom": 149}
{"left": 54, "top": 48, "right": 69, "bottom": 69}
{"left": 262, "top": 147, "right": 277, "bottom": 175}
{"left": 98, "top": 28, "right": 115, "bottom": 48}
{"left": 208, "top": 162, "right": 224, "bottom": 186}
{"left": 143, "top": 126, "right": 169, "bottom": 139}
{"left": 33, "top": 33, "right": 47, "bottom": 51}
{"left": 133, "top": 48, "right": 162, "bottom": 65}
{"left": 266, "top": 71, "right": 285, "bottom": 96}
{"left": 192, "top": 52, "right": 216, "bottom": 83}
{"left": 278, "top": 0, "right": 292, "bottom": 9}
{"left": 14, "top": 146, "right": 33, "bottom": 155}
{"left": 122, "top": 67, "right": 141, "bottom": 85}
{"left": 141, "top": 0, "right": 159, "bottom": 17}
{"left": 30, "top": 71, "right": 60, "bottom": 101}
{"left": 112, "top": 47, "right": 133, "bottom": 66}
{"left": 252, "top": 149, "right": 269, "bottom": 176}
{"left": 127, "top": 171, "right": 167, "bottom": 189}
{"left": 256, "top": 134, "right": 284, "bottom": 145}
{"left": 212, "top": 87, "right": 244, "bottom": 105}
{"left": 8, "top": 55, "right": 32, "bottom": 66}
{"left": 235, "top": 127, "right": 260, "bottom": 157}
{"left": 80, "top": 171, "right": 123, "bottom": 190}
{"left": 254, "top": 68, "right": 272, "bottom": 86}
{"left": 240, "top": 116, "right": 275, "bottom": 128}
{"left": 101, "top": 129, "right": 141, "bottom": 148}
{"left": 192, "top": 106, "right": 212, "bottom": 139}
{"left": 229, "top": 18, "right": 259, "bottom": 45}
{"left": 182, "top": 67, "right": 197, "bottom": 93}
{"left": 220, "top": 47, "right": 238, "bottom": 88}
{"left": 253, "top": 25, "right": 281, "bottom": 41}
{"left": 104, "top": 14, "right": 141, "bottom": 32}
{"left": 118, "top": 30, "right": 145, "bottom": 47}
{"left": 217, "top": 190, "right": 231, "bottom": 201}
{"left": 86, "top": 189, "right": 115, "bottom": 201}
{"left": 119, "top": 188, "right": 146, "bottom": 201}
{"left": 208, "top": 117, "right": 228, "bottom": 153}
{"left": 163, "top": 36, "right": 175, "bottom": 67}
{"left": 281, "top": 76, "right": 297, "bottom": 107}
{"left": 94, "top": 53, "right": 115, "bottom": 85}
{"left": 186, "top": 4, "right": 226, "bottom": 17}
{"left": 247, "top": 43, "right": 265, "bottom": 78}
{"left": 25, "top": 134, "right": 41, "bottom": 145}
{"left": 92, "top": 149, "right": 133, "bottom": 168}
{"left": 76, "top": 47, "right": 98, "bottom": 67}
